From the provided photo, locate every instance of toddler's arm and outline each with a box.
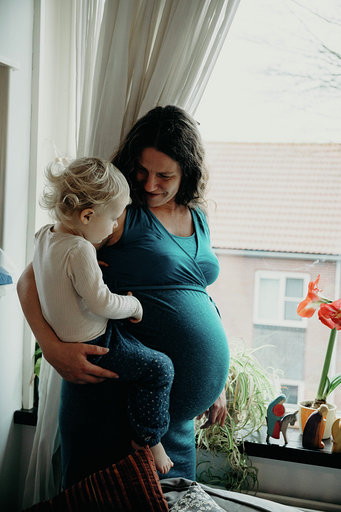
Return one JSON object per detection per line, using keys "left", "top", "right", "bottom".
{"left": 69, "top": 241, "right": 143, "bottom": 321}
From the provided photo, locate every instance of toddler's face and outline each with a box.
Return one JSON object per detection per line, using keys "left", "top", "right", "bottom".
{"left": 86, "top": 194, "right": 130, "bottom": 244}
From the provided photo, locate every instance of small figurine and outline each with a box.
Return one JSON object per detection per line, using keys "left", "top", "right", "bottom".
{"left": 331, "top": 418, "right": 341, "bottom": 453}
{"left": 266, "top": 394, "right": 286, "bottom": 444}
{"left": 279, "top": 410, "right": 298, "bottom": 445}
{"left": 302, "top": 404, "right": 328, "bottom": 449}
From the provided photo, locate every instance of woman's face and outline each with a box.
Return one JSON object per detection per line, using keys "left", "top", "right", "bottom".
{"left": 136, "top": 147, "right": 182, "bottom": 208}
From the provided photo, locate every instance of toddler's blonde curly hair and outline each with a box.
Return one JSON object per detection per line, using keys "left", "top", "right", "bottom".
{"left": 41, "top": 157, "right": 130, "bottom": 223}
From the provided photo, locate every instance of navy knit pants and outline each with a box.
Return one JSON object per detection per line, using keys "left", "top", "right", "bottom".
{"left": 60, "top": 321, "right": 174, "bottom": 487}
{"left": 88, "top": 320, "right": 174, "bottom": 445}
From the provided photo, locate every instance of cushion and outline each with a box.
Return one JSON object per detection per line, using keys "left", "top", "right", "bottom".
{"left": 24, "top": 447, "right": 168, "bottom": 511}
{"left": 170, "top": 482, "right": 224, "bottom": 511}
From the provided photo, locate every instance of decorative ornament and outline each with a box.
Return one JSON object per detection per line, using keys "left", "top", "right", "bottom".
{"left": 302, "top": 404, "right": 328, "bottom": 449}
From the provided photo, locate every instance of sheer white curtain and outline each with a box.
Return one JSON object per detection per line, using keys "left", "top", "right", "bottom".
{"left": 77, "top": 0, "right": 240, "bottom": 158}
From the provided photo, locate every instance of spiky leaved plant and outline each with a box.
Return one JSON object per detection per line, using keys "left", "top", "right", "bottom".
{"left": 195, "top": 343, "right": 277, "bottom": 492}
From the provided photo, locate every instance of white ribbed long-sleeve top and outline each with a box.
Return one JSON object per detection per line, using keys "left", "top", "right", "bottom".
{"left": 32, "top": 225, "right": 142, "bottom": 342}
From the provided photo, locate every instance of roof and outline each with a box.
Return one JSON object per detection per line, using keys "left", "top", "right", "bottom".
{"left": 205, "top": 142, "right": 341, "bottom": 255}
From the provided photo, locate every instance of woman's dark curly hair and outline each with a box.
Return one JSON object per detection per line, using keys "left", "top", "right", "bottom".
{"left": 111, "top": 105, "right": 208, "bottom": 208}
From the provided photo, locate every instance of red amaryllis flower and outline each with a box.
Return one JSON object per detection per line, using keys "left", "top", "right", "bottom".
{"left": 297, "top": 275, "right": 341, "bottom": 403}
{"left": 318, "top": 299, "right": 341, "bottom": 330}
{"left": 297, "top": 274, "right": 322, "bottom": 318}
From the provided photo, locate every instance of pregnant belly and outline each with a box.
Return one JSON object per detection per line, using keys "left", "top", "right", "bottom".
{"left": 127, "top": 289, "right": 230, "bottom": 420}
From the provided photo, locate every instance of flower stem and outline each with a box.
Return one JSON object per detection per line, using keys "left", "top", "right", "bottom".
{"left": 316, "top": 327, "right": 337, "bottom": 401}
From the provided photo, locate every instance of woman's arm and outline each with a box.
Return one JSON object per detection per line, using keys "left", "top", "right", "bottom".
{"left": 17, "top": 263, "right": 118, "bottom": 384}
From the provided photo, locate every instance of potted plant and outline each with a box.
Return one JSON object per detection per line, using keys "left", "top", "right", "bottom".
{"left": 195, "top": 343, "right": 276, "bottom": 492}
{"left": 297, "top": 274, "right": 341, "bottom": 438}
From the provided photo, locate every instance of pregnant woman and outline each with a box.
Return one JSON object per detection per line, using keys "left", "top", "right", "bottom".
{"left": 18, "top": 105, "right": 229, "bottom": 499}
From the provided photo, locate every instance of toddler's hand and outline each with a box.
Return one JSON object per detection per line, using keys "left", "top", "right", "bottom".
{"left": 127, "top": 291, "right": 143, "bottom": 323}
{"left": 97, "top": 260, "right": 109, "bottom": 267}
{"left": 129, "top": 317, "right": 142, "bottom": 323}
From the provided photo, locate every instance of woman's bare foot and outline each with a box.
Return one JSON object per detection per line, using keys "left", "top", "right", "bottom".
{"left": 150, "top": 443, "right": 174, "bottom": 474}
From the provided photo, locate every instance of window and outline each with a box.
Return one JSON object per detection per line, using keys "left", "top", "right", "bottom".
{"left": 280, "top": 381, "right": 303, "bottom": 406}
{"left": 199, "top": 0, "right": 341, "bottom": 408}
{"left": 254, "top": 271, "right": 308, "bottom": 328}
{"left": 252, "top": 272, "right": 309, "bottom": 390}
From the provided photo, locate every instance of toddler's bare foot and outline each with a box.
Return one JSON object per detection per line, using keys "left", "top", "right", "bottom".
{"left": 150, "top": 443, "right": 174, "bottom": 474}
{"left": 130, "top": 440, "right": 173, "bottom": 474}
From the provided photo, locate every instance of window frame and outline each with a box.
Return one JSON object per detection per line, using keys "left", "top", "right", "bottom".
{"left": 280, "top": 379, "right": 304, "bottom": 407}
{"left": 253, "top": 270, "right": 309, "bottom": 329}
{"left": 0, "top": 63, "right": 10, "bottom": 248}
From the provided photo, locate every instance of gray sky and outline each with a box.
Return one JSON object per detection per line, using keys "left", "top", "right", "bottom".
{"left": 196, "top": 0, "right": 341, "bottom": 142}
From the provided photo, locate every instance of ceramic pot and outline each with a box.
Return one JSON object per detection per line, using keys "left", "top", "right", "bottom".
{"left": 298, "top": 400, "right": 337, "bottom": 440}
{"left": 196, "top": 448, "right": 230, "bottom": 485}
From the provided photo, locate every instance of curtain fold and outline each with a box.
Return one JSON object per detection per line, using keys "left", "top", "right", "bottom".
{"left": 77, "top": 0, "right": 241, "bottom": 158}
{"left": 74, "top": 0, "right": 106, "bottom": 156}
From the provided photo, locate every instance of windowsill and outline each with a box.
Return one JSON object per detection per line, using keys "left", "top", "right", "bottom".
{"left": 14, "top": 411, "right": 341, "bottom": 469}
{"left": 242, "top": 425, "right": 341, "bottom": 469}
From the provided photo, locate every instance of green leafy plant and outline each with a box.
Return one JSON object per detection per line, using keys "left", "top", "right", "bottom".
{"left": 34, "top": 342, "right": 42, "bottom": 378}
{"left": 195, "top": 344, "right": 276, "bottom": 492}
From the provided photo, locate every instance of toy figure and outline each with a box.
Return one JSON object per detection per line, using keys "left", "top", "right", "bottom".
{"left": 331, "top": 418, "right": 341, "bottom": 453}
{"left": 302, "top": 404, "right": 328, "bottom": 449}
{"left": 266, "top": 394, "right": 286, "bottom": 444}
{"left": 279, "top": 410, "right": 298, "bottom": 445}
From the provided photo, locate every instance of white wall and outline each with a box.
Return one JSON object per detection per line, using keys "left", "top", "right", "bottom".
{"left": 251, "top": 456, "right": 341, "bottom": 509}
{"left": 0, "top": 0, "right": 35, "bottom": 510}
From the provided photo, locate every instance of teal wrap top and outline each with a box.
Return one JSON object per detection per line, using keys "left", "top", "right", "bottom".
{"left": 98, "top": 206, "right": 229, "bottom": 478}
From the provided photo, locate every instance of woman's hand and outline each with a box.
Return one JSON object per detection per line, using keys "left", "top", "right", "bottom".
{"left": 197, "top": 387, "right": 227, "bottom": 428}
{"left": 44, "top": 341, "right": 119, "bottom": 384}
{"left": 17, "top": 263, "right": 118, "bottom": 384}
